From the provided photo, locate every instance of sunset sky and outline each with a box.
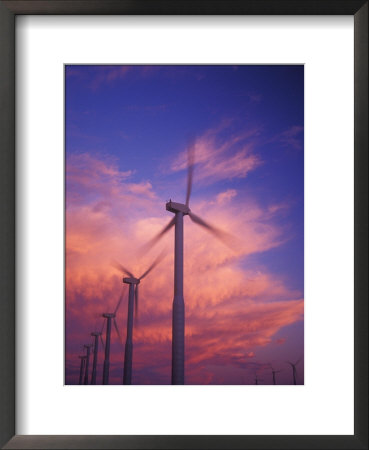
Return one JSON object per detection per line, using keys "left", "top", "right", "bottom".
{"left": 65, "top": 65, "right": 304, "bottom": 385}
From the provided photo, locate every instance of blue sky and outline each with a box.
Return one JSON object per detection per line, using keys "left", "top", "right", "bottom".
{"left": 65, "top": 65, "right": 304, "bottom": 385}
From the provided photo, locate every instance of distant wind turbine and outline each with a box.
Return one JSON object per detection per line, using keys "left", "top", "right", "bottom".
{"left": 286, "top": 359, "right": 300, "bottom": 385}
{"left": 113, "top": 253, "right": 164, "bottom": 385}
{"left": 78, "top": 355, "right": 86, "bottom": 385}
{"left": 269, "top": 364, "right": 282, "bottom": 385}
{"left": 143, "top": 141, "right": 234, "bottom": 384}
{"left": 83, "top": 344, "right": 93, "bottom": 385}
{"left": 90, "top": 331, "right": 104, "bottom": 385}
{"left": 102, "top": 292, "right": 124, "bottom": 385}
{"left": 254, "top": 374, "right": 263, "bottom": 385}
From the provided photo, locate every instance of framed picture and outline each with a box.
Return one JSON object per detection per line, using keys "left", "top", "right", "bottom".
{"left": 64, "top": 63, "right": 305, "bottom": 389}
{"left": 0, "top": 1, "right": 367, "bottom": 449}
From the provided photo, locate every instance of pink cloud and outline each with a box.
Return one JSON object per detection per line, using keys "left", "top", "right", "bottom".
{"left": 89, "top": 66, "right": 131, "bottom": 91}
{"left": 170, "top": 125, "right": 262, "bottom": 184}
{"left": 126, "top": 181, "right": 156, "bottom": 198}
{"left": 66, "top": 150, "right": 303, "bottom": 384}
{"left": 216, "top": 189, "right": 237, "bottom": 205}
{"left": 66, "top": 153, "right": 156, "bottom": 211}
{"left": 272, "top": 125, "right": 304, "bottom": 151}
{"left": 87, "top": 65, "right": 204, "bottom": 92}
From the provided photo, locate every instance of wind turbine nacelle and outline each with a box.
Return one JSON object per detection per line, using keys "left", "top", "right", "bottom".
{"left": 166, "top": 201, "right": 190, "bottom": 214}
{"left": 102, "top": 313, "right": 115, "bottom": 318}
{"left": 123, "top": 277, "right": 140, "bottom": 285}
{"left": 91, "top": 332, "right": 101, "bottom": 337}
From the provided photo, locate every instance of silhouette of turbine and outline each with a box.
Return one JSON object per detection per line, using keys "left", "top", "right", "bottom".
{"left": 83, "top": 344, "right": 93, "bottom": 385}
{"left": 101, "top": 292, "right": 124, "bottom": 385}
{"left": 142, "top": 141, "right": 234, "bottom": 384}
{"left": 254, "top": 374, "right": 263, "bottom": 385}
{"left": 114, "top": 254, "right": 164, "bottom": 385}
{"left": 286, "top": 359, "right": 301, "bottom": 385}
{"left": 90, "top": 331, "right": 104, "bottom": 385}
{"left": 269, "top": 364, "right": 282, "bottom": 385}
{"left": 78, "top": 355, "right": 86, "bottom": 385}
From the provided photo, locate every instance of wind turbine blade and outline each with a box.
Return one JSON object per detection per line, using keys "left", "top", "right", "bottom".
{"left": 113, "top": 318, "right": 122, "bottom": 345}
{"left": 100, "top": 334, "right": 105, "bottom": 351}
{"left": 114, "top": 288, "right": 125, "bottom": 315}
{"left": 134, "top": 284, "right": 139, "bottom": 325}
{"left": 111, "top": 261, "right": 134, "bottom": 278}
{"left": 139, "top": 251, "right": 165, "bottom": 280}
{"left": 185, "top": 140, "right": 195, "bottom": 206}
{"left": 294, "top": 358, "right": 301, "bottom": 366}
{"left": 140, "top": 218, "right": 175, "bottom": 252}
{"left": 188, "top": 211, "right": 235, "bottom": 248}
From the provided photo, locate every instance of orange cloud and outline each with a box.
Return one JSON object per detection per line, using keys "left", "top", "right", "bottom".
{"left": 65, "top": 150, "right": 303, "bottom": 384}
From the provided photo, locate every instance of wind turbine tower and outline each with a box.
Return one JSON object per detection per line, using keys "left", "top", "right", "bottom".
{"left": 254, "top": 374, "right": 263, "bottom": 385}
{"left": 90, "top": 331, "right": 103, "bottom": 385}
{"left": 144, "top": 143, "right": 233, "bottom": 384}
{"left": 166, "top": 200, "right": 186, "bottom": 385}
{"left": 102, "top": 295, "right": 123, "bottom": 385}
{"left": 83, "top": 344, "right": 93, "bottom": 385}
{"left": 115, "top": 255, "right": 164, "bottom": 385}
{"left": 122, "top": 277, "right": 138, "bottom": 385}
{"left": 102, "top": 314, "right": 114, "bottom": 385}
{"left": 270, "top": 365, "right": 282, "bottom": 385}
{"left": 78, "top": 355, "right": 86, "bottom": 385}
{"left": 287, "top": 359, "right": 300, "bottom": 385}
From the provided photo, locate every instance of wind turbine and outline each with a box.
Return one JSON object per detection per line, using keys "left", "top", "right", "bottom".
{"left": 102, "top": 293, "right": 124, "bottom": 385}
{"left": 113, "top": 254, "right": 164, "bottom": 385}
{"left": 269, "top": 365, "right": 282, "bottom": 385}
{"left": 78, "top": 355, "right": 86, "bottom": 385}
{"left": 286, "top": 359, "right": 300, "bottom": 385}
{"left": 143, "top": 142, "right": 233, "bottom": 385}
{"left": 254, "top": 374, "right": 263, "bottom": 385}
{"left": 90, "top": 331, "right": 104, "bottom": 385}
{"left": 83, "top": 344, "right": 93, "bottom": 385}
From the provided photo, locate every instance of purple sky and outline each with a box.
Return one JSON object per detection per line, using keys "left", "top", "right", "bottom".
{"left": 65, "top": 65, "right": 304, "bottom": 385}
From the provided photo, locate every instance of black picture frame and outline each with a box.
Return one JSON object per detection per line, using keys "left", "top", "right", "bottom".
{"left": 0, "top": 1, "right": 367, "bottom": 449}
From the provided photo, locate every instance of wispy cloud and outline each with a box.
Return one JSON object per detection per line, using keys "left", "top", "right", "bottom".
{"left": 170, "top": 124, "right": 262, "bottom": 184}
{"left": 271, "top": 125, "right": 304, "bottom": 151}
{"left": 216, "top": 189, "right": 237, "bottom": 205}
{"left": 82, "top": 65, "right": 208, "bottom": 92}
{"left": 66, "top": 152, "right": 155, "bottom": 209}
{"left": 89, "top": 66, "right": 131, "bottom": 91}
